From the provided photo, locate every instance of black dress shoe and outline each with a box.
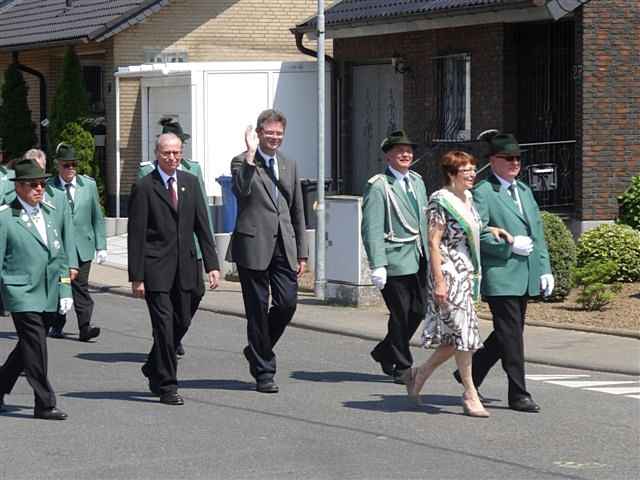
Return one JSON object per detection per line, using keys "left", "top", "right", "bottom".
{"left": 141, "top": 365, "right": 160, "bottom": 395}
{"left": 34, "top": 407, "right": 68, "bottom": 420}
{"left": 159, "top": 392, "right": 184, "bottom": 405}
{"left": 79, "top": 326, "right": 100, "bottom": 342}
{"left": 370, "top": 351, "right": 395, "bottom": 377}
{"left": 453, "top": 370, "right": 487, "bottom": 402}
{"left": 49, "top": 326, "right": 64, "bottom": 339}
{"left": 509, "top": 397, "right": 540, "bottom": 412}
{"left": 256, "top": 379, "right": 279, "bottom": 394}
{"left": 176, "top": 343, "right": 185, "bottom": 358}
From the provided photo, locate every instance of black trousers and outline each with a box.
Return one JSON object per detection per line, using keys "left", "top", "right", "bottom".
{"left": 471, "top": 296, "right": 530, "bottom": 402}
{"left": 190, "top": 259, "right": 205, "bottom": 317}
{"left": 371, "top": 259, "right": 427, "bottom": 372}
{"left": 56, "top": 259, "right": 93, "bottom": 331}
{"left": 237, "top": 237, "right": 298, "bottom": 381}
{"left": 0, "top": 312, "right": 56, "bottom": 409}
{"left": 143, "top": 279, "right": 194, "bottom": 395}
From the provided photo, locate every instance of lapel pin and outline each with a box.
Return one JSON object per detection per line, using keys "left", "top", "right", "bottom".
{"left": 21, "top": 213, "right": 29, "bottom": 222}
{"left": 181, "top": 187, "right": 186, "bottom": 192}
{"left": 53, "top": 240, "right": 60, "bottom": 249}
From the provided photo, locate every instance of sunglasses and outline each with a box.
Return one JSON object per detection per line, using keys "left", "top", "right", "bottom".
{"left": 21, "top": 181, "right": 47, "bottom": 189}
{"left": 495, "top": 155, "right": 521, "bottom": 162}
{"left": 61, "top": 162, "right": 77, "bottom": 169}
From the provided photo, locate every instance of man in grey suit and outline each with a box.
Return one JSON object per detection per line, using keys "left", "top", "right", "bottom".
{"left": 228, "top": 109, "right": 308, "bottom": 393}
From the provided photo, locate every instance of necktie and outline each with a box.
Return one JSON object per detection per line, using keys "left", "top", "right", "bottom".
{"left": 31, "top": 207, "right": 47, "bottom": 242}
{"left": 167, "top": 177, "right": 178, "bottom": 209}
{"left": 404, "top": 177, "right": 419, "bottom": 216}
{"left": 65, "top": 183, "right": 74, "bottom": 211}
{"left": 508, "top": 184, "right": 522, "bottom": 214}
{"left": 266, "top": 158, "right": 278, "bottom": 199}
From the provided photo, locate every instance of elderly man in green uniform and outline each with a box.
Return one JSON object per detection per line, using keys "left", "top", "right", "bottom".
{"left": 137, "top": 119, "right": 213, "bottom": 357}
{"left": 0, "top": 158, "right": 15, "bottom": 315}
{"left": 362, "top": 130, "right": 429, "bottom": 384}
{"left": 0, "top": 158, "right": 73, "bottom": 420}
{"left": 46, "top": 144, "right": 106, "bottom": 342}
{"left": 453, "top": 132, "right": 553, "bottom": 413}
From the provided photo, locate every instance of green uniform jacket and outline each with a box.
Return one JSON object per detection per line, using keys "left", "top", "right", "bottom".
{"left": 138, "top": 159, "right": 213, "bottom": 260}
{"left": 0, "top": 165, "right": 16, "bottom": 204}
{"left": 361, "top": 169, "right": 429, "bottom": 277}
{"left": 473, "top": 174, "right": 552, "bottom": 297}
{"left": 43, "top": 185, "right": 79, "bottom": 269}
{"left": 0, "top": 198, "right": 72, "bottom": 312}
{"left": 47, "top": 175, "right": 106, "bottom": 263}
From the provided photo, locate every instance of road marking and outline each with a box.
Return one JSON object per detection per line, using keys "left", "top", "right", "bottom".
{"left": 527, "top": 374, "right": 640, "bottom": 401}
{"left": 526, "top": 374, "right": 590, "bottom": 381}
{"left": 584, "top": 386, "right": 640, "bottom": 395}
{"left": 546, "top": 380, "right": 639, "bottom": 388}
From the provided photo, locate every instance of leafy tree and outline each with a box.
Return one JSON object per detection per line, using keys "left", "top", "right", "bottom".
{"left": 617, "top": 175, "right": 640, "bottom": 231}
{"left": 0, "top": 63, "right": 37, "bottom": 160}
{"left": 573, "top": 260, "right": 622, "bottom": 311}
{"left": 49, "top": 46, "right": 89, "bottom": 153}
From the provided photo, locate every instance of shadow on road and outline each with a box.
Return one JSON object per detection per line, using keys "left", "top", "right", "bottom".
{"left": 180, "top": 378, "right": 254, "bottom": 391}
{"left": 63, "top": 390, "right": 158, "bottom": 404}
{"left": 0, "top": 331, "right": 18, "bottom": 340}
{"left": 290, "top": 370, "right": 390, "bottom": 383}
{"left": 76, "top": 352, "right": 147, "bottom": 363}
{"left": 343, "top": 393, "right": 468, "bottom": 414}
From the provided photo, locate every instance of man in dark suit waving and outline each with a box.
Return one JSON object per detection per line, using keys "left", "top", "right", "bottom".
{"left": 228, "top": 109, "right": 308, "bottom": 393}
{"left": 128, "top": 133, "right": 220, "bottom": 406}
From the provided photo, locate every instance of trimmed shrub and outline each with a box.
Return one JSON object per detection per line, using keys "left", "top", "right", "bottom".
{"left": 618, "top": 175, "right": 640, "bottom": 231}
{"left": 576, "top": 223, "right": 640, "bottom": 282}
{"left": 541, "top": 211, "right": 576, "bottom": 301}
{"left": 573, "top": 260, "right": 622, "bottom": 311}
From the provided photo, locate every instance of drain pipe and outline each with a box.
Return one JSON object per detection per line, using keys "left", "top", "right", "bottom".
{"left": 12, "top": 52, "right": 48, "bottom": 152}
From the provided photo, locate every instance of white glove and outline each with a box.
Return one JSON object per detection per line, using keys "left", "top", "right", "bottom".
{"left": 540, "top": 274, "right": 555, "bottom": 297}
{"left": 512, "top": 235, "right": 533, "bottom": 256}
{"left": 59, "top": 298, "right": 73, "bottom": 315}
{"left": 96, "top": 250, "right": 108, "bottom": 264}
{"left": 371, "top": 267, "right": 387, "bottom": 290}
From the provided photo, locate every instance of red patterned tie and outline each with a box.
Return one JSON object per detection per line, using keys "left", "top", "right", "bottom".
{"left": 167, "top": 177, "right": 178, "bottom": 209}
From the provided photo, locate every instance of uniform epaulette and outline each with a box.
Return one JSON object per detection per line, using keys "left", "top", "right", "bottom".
{"left": 139, "top": 161, "right": 153, "bottom": 167}
{"left": 408, "top": 170, "right": 422, "bottom": 179}
{"left": 41, "top": 199, "right": 56, "bottom": 210}
{"left": 0, "top": 205, "right": 8, "bottom": 212}
{"left": 80, "top": 174, "right": 96, "bottom": 183}
{"left": 367, "top": 173, "right": 386, "bottom": 184}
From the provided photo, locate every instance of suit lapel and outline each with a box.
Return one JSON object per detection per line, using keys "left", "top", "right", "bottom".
{"left": 489, "top": 175, "right": 527, "bottom": 223}
{"left": 176, "top": 170, "right": 189, "bottom": 218}
{"left": 10, "top": 199, "right": 48, "bottom": 248}
{"left": 151, "top": 169, "right": 177, "bottom": 213}
{"left": 255, "top": 151, "right": 278, "bottom": 207}
{"left": 387, "top": 170, "right": 417, "bottom": 222}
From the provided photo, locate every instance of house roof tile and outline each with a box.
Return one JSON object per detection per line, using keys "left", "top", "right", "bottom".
{"left": 0, "top": 0, "right": 169, "bottom": 49}
{"left": 295, "top": 0, "right": 536, "bottom": 32}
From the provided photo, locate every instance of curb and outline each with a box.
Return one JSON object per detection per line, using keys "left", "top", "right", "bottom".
{"left": 90, "top": 280, "right": 639, "bottom": 376}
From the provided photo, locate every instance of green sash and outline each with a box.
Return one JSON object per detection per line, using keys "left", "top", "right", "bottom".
{"left": 434, "top": 190, "right": 482, "bottom": 301}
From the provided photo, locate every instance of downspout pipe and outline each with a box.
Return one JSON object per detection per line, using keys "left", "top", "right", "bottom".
{"left": 293, "top": 30, "right": 338, "bottom": 191}
{"left": 12, "top": 52, "right": 48, "bottom": 153}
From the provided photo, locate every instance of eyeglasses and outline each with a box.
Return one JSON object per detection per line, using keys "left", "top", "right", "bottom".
{"left": 458, "top": 168, "right": 477, "bottom": 175}
{"left": 21, "top": 181, "right": 47, "bottom": 189}
{"left": 61, "top": 162, "right": 77, "bottom": 169}
{"left": 495, "top": 155, "right": 520, "bottom": 162}
{"left": 159, "top": 150, "right": 182, "bottom": 158}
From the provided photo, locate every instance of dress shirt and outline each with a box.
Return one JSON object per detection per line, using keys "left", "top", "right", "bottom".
{"left": 494, "top": 173, "right": 523, "bottom": 214}
{"left": 258, "top": 146, "right": 279, "bottom": 181}
{"left": 59, "top": 175, "right": 77, "bottom": 201}
{"left": 387, "top": 165, "right": 415, "bottom": 196}
{"left": 17, "top": 197, "right": 47, "bottom": 243}
{"left": 157, "top": 167, "right": 179, "bottom": 202}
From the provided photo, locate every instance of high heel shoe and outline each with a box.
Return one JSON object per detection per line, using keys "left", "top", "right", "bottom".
{"left": 462, "top": 395, "right": 490, "bottom": 418}
{"left": 402, "top": 368, "right": 423, "bottom": 406}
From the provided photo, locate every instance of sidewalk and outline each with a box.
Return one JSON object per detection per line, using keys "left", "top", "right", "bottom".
{"left": 95, "top": 235, "right": 640, "bottom": 376}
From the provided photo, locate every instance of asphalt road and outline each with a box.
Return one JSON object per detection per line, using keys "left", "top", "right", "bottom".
{"left": 1, "top": 291, "right": 638, "bottom": 480}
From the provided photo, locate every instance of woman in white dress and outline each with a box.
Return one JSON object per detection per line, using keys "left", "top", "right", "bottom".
{"left": 403, "top": 151, "right": 512, "bottom": 417}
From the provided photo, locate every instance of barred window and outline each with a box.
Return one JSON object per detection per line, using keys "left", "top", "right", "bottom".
{"left": 433, "top": 53, "right": 471, "bottom": 142}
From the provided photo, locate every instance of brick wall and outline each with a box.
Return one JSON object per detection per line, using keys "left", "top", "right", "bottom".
{"left": 577, "top": 0, "right": 640, "bottom": 222}
{"left": 334, "top": 24, "right": 506, "bottom": 192}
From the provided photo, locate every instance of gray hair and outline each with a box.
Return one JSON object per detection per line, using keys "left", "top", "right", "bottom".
{"left": 154, "top": 132, "right": 182, "bottom": 152}
{"left": 256, "top": 109, "right": 287, "bottom": 130}
{"left": 23, "top": 148, "right": 47, "bottom": 169}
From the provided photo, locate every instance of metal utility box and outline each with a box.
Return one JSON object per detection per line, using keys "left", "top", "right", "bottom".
{"left": 325, "top": 196, "right": 381, "bottom": 306}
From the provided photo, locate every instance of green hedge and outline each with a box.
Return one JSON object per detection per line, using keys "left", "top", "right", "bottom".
{"left": 541, "top": 211, "right": 576, "bottom": 301}
{"left": 618, "top": 175, "right": 640, "bottom": 231}
{"left": 576, "top": 223, "right": 640, "bottom": 282}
